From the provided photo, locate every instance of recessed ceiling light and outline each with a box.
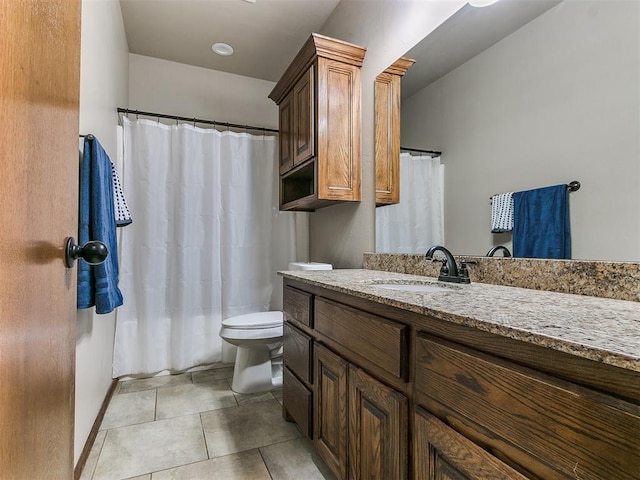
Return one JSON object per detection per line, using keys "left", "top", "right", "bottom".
{"left": 212, "top": 42, "right": 234, "bottom": 56}
{"left": 468, "top": 0, "right": 500, "bottom": 6}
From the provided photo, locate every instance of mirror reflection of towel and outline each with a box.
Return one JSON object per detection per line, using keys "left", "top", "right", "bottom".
{"left": 512, "top": 184, "right": 571, "bottom": 259}
{"left": 491, "top": 192, "right": 513, "bottom": 233}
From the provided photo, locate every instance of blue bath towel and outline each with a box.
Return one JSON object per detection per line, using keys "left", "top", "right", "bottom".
{"left": 512, "top": 184, "right": 571, "bottom": 259}
{"left": 77, "top": 136, "right": 124, "bottom": 314}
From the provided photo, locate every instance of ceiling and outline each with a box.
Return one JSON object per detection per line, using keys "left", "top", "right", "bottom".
{"left": 120, "top": 0, "right": 561, "bottom": 90}
{"left": 119, "top": 0, "right": 341, "bottom": 83}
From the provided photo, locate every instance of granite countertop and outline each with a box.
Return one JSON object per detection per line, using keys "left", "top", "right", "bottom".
{"left": 279, "top": 269, "right": 640, "bottom": 373}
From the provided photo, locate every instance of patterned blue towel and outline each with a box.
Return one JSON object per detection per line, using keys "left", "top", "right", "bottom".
{"left": 491, "top": 192, "right": 514, "bottom": 233}
{"left": 110, "top": 160, "right": 132, "bottom": 227}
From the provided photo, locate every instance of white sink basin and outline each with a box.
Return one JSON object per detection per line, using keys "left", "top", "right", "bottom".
{"left": 373, "top": 283, "right": 453, "bottom": 293}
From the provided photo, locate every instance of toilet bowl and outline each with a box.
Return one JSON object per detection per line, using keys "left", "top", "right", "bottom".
{"left": 219, "top": 311, "right": 284, "bottom": 394}
{"left": 220, "top": 261, "right": 332, "bottom": 394}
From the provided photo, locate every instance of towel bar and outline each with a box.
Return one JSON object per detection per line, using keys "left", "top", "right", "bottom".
{"left": 491, "top": 181, "right": 580, "bottom": 200}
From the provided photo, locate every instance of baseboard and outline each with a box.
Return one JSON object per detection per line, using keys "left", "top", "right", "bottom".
{"left": 74, "top": 378, "right": 119, "bottom": 480}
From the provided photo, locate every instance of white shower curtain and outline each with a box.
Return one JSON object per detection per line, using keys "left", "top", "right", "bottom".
{"left": 113, "top": 118, "right": 298, "bottom": 377}
{"left": 376, "top": 153, "right": 444, "bottom": 253}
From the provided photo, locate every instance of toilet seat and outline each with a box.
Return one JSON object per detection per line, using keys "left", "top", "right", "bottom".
{"left": 222, "top": 311, "right": 283, "bottom": 329}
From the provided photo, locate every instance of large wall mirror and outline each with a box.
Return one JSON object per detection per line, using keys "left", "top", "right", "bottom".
{"left": 375, "top": 0, "right": 640, "bottom": 262}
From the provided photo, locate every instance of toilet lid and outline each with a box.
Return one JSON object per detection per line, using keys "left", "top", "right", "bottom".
{"left": 221, "top": 311, "right": 283, "bottom": 329}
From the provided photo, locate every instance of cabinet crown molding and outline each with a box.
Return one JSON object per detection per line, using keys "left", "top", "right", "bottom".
{"left": 382, "top": 57, "right": 415, "bottom": 76}
{"left": 269, "top": 33, "right": 366, "bottom": 105}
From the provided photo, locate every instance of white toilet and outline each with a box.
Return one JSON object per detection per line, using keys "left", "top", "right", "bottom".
{"left": 219, "top": 261, "right": 332, "bottom": 394}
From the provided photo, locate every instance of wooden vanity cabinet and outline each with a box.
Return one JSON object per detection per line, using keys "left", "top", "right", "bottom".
{"left": 375, "top": 57, "right": 414, "bottom": 206}
{"left": 269, "top": 34, "right": 366, "bottom": 211}
{"left": 283, "top": 280, "right": 409, "bottom": 480}
{"left": 283, "top": 278, "right": 640, "bottom": 480}
{"left": 414, "top": 332, "right": 640, "bottom": 480}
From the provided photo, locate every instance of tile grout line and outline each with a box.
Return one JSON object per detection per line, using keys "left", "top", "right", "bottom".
{"left": 199, "top": 411, "right": 212, "bottom": 460}
{"left": 257, "top": 447, "right": 276, "bottom": 480}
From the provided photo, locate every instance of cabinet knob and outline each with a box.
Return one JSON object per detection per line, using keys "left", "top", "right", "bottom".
{"left": 64, "top": 237, "right": 108, "bottom": 268}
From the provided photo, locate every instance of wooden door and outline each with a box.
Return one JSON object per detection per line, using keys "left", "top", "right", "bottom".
{"left": 414, "top": 409, "right": 528, "bottom": 480}
{"left": 348, "top": 365, "right": 408, "bottom": 480}
{"left": 0, "top": 1, "right": 81, "bottom": 478}
{"left": 314, "top": 344, "right": 348, "bottom": 480}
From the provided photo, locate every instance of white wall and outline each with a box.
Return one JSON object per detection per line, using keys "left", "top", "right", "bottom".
{"left": 76, "top": 0, "right": 129, "bottom": 465}
{"left": 401, "top": 0, "right": 640, "bottom": 261}
{"left": 310, "top": 0, "right": 466, "bottom": 267}
{"left": 128, "top": 54, "right": 279, "bottom": 130}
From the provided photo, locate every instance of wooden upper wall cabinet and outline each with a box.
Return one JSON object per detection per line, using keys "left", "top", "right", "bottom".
{"left": 269, "top": 34, "right": 366, "bottom": 211}
{"left": 375, "top": 58, "right": 414, "bottom": 206}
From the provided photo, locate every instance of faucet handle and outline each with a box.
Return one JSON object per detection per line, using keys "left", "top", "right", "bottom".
{"left": 459, "top": 259, "right": 477, "bottom": 279}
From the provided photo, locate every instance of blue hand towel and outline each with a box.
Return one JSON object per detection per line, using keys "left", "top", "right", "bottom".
{"left": 77, "top": 136, "right": 124, "bottom": 314}
{"left": 512, "top": 184, "right": 571, "bottom": 259}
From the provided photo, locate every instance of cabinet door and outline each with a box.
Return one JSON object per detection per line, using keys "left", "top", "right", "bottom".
{"left": 348, "top": 365, "right": 408, "bottom": 480}
{"left": 316, "top": 57, "right": 361, "bottom": 201}
{"left": 414, "top": 408, "right": 528, "bottom": 480}
{"left": 293, "top": 65, "right": 315, "bottom": 166}
{"left": 279, "top": 91, "right": 294, "bottom": 174}
{"left": 374, "top": 71, "right": 400, "bottom": 205}
{"left": 314, "top": 344, "right": 348, "bottom": 480}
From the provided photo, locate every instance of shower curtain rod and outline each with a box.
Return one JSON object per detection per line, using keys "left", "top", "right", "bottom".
{"left": 400, "top": 146, "right": 442, "bottom": 156}
{"left": 117, "top": 108, "right": 279, "bottom": 134}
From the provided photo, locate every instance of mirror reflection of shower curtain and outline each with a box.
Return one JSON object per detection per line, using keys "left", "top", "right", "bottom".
{"left": 113, "top": 118, "right": 298, "bottom": 377}
{"left": 376, "top": 153, "right": 444, "bottom": 253}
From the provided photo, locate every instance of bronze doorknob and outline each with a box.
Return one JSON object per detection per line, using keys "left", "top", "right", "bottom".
{"left": 64, "top": 237, "right": 109, "bottom": 268}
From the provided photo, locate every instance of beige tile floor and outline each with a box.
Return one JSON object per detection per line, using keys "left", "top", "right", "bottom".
{"left": 80, "top": 364, "right": 336, "bottom": 480}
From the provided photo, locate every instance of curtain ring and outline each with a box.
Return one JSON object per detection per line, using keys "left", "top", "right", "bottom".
{"left": 193, "top": 118, "right": 197, "bottom": 127}
{"left": 157, "top": 116, "right": 160, "bottom": 124}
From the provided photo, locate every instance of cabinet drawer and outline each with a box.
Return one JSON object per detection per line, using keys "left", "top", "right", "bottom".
{"left": 283, "top": 322, "right": 312, "bottom": 384}
{"left": 283, "top": 286, "right": 313, "bottom": 327}
{"left": 415, "top": 334, "right": 640, "bottom": 480}
{"left": 283, "top": 367, "right": 312, "bottom": 438}
{"left": 315, "top": 297, "right": 408, "bottom": 380}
